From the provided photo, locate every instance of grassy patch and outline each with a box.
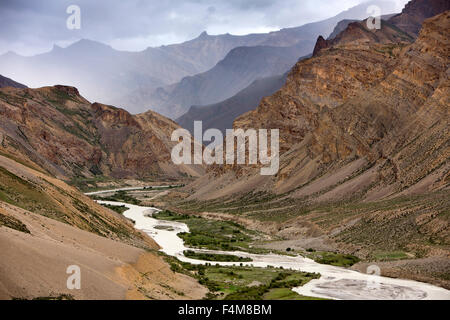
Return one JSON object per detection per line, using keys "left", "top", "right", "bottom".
{"left": 0, "top": 166, "right": 65, "bottom": 222}
{"left": 96, "top": 190, "right": 141, "bottom": 205}
{"left": 160, "top": 254, "right": 320, "bottom": 300}
{"left": 154, "top": 210, "right": 258, "bottom": 252}
{"left": 100, "top": 203, "right": 128, "bottom": 215}
{"left": 0, "top": 213, "right": 30, "bottom": 234}
{"left": 184, "top": 250, "right": 252, "bottom": 262}
{"left": 263, "top": 288, "right": 327, "bottom": 300}
{"left": 13, "top": 294, "right": 75, "bottom": 301}
{"left": 308, "top": 251, "right": 360, "bottom": 267}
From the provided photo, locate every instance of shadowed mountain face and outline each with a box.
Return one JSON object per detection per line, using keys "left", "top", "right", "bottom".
{"left": 177, "top": 73, "right": 288, "bottom": 135}
{"left": 0, "top": 85, "right": 203, "bottom": 181}
{"left": 144, "top": 44, "right": 310, "bottom": 119}
{"left": 0, "top": 75, "right": 26, "bottom": 89}
{"left": 0, "top": 1, "right": 400, "bottom": 118}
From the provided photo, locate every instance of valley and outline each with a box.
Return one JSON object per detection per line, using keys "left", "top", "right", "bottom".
{"left": 0, "top": 0, "right": 448, "bottom": 302}
{"left": 88, "top": 187, "right": 450, "bottom": 300}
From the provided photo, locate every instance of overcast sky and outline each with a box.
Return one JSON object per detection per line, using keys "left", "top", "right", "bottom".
{"left": 0, "top": 0, "right": 409, "bottom": 56}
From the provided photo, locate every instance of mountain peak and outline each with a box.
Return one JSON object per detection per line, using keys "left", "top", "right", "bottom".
{"left": 198, "top": 31, "right": 209, "bottom": 39}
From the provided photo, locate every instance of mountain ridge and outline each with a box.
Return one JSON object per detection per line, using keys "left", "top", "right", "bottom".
{"left": 0, "top": 85, "right": 203, "bottom": 181}
{"left": 0, "top": 0, "right": 401, "bottom": 118}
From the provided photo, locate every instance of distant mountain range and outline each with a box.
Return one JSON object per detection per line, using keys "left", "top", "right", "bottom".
{"left": 0, "top": 74, "right": 27, "bottom": 89}
{"left": 139, "top": 44, "right": 310, "bottom": 119}
{"left": 0, "top": 0, "right": 400, "bottom": 119}
{"left": 177, "top": 0, "right": 449, "bottom": 136}
{"left": 177, "top": 72, "right": 289, "bottom": 135}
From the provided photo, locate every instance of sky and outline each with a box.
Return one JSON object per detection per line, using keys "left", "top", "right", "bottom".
{"left": 0, "top": 0, "right": 409, "bottom": 56}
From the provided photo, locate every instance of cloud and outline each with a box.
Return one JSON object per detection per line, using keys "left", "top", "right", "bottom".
{"left": 0, "top": 0, "right": 409, "bottom": 55}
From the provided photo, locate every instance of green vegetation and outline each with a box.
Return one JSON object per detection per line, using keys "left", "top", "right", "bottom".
{"left": 0, "top": 91, "right": 27, "bottom": 107}
{"left": 97, "top": 190, "right": 141, "bottom": 205}
{"left": 13, "top": 294, "right": 75, "bottom": 301}
{"left": 0, "top": 165, "right": 138, "bottom": 241}
{"left": 68, "top": 176, "right": 118, "bottom": 192}
{"left": 154, "top": 210, "right": 267, "bottom": 253}
{"left": 0, "top": 213, "right": 30, "bottom": 234}
{"left": 160, "top": 254, "right": 321, "bottom": 300}
{"left": 100, "top": 203, "right": 128, "bottom": 215}
{"left": 184, "top": 250, "right": 252, "bottom": 262}
{"left": 263, "top": 288, "right": 326, "bottom": 300}
{"left": 143, "top": 185, "right": 185, "bottom": 191}
{"left": 223, "top": 270, "right": 320, "bottom": 300}
{"left": 173, "top": 189, "right": 450, "bottom": 259}
{"left": 308, "top": 251, "right": 360, "bottom": 267}
{"left": 0, "top": 165, "right": 65, "bottom": 222}
{"left": 154, "top": 225, "right": 175, "bottom": 231}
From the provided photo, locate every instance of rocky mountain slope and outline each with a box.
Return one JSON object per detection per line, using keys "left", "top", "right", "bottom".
{"left": 180, "top": 9, "right": 449, "bottom": 278}
{"left": 0, "top": 85, "right": 203, "bottom": 181}
{"left": 0, "top": 1, "right": 400, "bottom": 117}
{"left": 0, "top": 74, "right": 26, "bottom": 89}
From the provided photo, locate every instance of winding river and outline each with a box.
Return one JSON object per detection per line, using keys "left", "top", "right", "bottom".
{"left": 96, "top": 199, "right": 450, "bottom": 300}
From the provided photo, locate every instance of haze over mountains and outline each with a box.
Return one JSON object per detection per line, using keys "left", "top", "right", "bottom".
{"left": 0, "top": 75, "right": 26, "bottom": 89}
{"left": 192, "top": 0, "right": 449, "bottom": 200}
{"left": 0, "top": 0, "right": 400, "bottom": 119}
{"left": 177, "top": 72, "right": 289, "bottom": 134}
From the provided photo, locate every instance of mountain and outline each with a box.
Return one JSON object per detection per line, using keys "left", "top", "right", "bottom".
{"left": 313, "top": 18, "right": 414, "bottom": 56}
{"left": 389, "top": 0, "right": 450, "bottom": 36}
{"left": 0, "top": 118, "right": 205, "bottom": 300}
{"left": 0, "top": 0, "right": 401, "bottom": 118}
{"left": 182, "top": 7, "right": 450, "bottom": 285}
{"left": 144, "top": 44, "right": 309, "bottom": 119}
{"left": 0, "top": 85, "right": 204, "bottom": 181}
{"left": 0, "top": 74, "right": 27, "bottom": 89}
{"left": 177, "top": 73, "right": 288, "bottom": 135}
{"left": 193, "top": 6, "right": 448, "bottom": 202}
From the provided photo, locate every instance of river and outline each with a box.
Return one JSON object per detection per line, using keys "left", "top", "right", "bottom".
{"left": 96, "top": 200, "right": 450, "bottom": 300}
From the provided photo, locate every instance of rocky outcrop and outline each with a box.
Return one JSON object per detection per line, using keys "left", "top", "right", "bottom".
{"left": 389, "top": 0, "right": 450, "bottom": 36}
